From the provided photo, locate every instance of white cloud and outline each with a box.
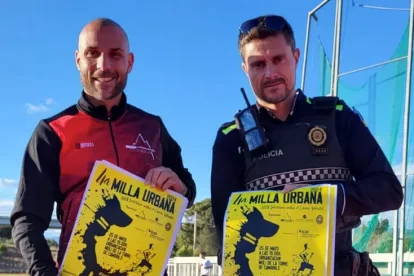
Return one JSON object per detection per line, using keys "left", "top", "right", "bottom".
{"left": 25, "top": 98, "right": 56, "bottom": 114}
{"left": 45, "top": 98, "right": 55, "bottom": 105}
{"left": 25, "top": 103, "right": 49, "bottom": 114}
{"left": 0, "top": 178, "right": 17, "bottom": 187}
{"left": 0, "top": 200, "right": 14, "bottom": 216}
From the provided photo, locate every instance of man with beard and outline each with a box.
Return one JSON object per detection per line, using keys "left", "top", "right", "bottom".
{"left": 11, "top": 18, "right": 196, "bottom": 276}
{"left": 210, "top": 15, "right": 402, "bottom": 275}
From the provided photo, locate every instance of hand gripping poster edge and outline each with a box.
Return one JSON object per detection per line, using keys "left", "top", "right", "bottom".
{"left": 57, "top": 159, "right": 188, "bottom": 275}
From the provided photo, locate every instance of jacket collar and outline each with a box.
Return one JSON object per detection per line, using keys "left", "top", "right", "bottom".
{"left": 257, "top": 88, "right": 305, "bottom": 120}
{"left": 77, "top": 91, "right": 127, "bottom": 121}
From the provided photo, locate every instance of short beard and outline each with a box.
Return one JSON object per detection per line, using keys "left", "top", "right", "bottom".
{"left": 259, "top": 85, "right": 293, "bottom": 105}
{"left": 256, "top": 76, "right": 294, "bottom": 104}
{"left": 81, "top": 73, "right": 127, "bottom": 101}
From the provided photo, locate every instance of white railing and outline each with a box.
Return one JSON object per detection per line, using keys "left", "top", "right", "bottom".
{"left": 166, "top": 257, "right": 221, "bottom": 276}
{"left": 0, "top": 216, "right": 62, "bottom": 229}
{"left": 165, "top": 255, "right": 414, "bottom": 276}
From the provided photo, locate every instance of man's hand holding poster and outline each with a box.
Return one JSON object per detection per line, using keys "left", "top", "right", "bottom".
{"left": 59, "top": 160, "right": 187, "bottom": 276}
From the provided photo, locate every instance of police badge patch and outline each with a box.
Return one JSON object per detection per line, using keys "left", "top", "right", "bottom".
{"left": 308, "top": 126, "right": 329, "bottom": 155}
{"left": 308, "top": 126, "right": 327, "bottom": 146}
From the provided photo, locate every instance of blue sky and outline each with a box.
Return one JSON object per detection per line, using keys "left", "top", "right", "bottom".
{"left": 0, "top": 0, "right": 413, "bottom": 235}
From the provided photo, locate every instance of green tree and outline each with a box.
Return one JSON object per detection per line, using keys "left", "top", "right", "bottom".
{"left": 0, "top": 226, "right": 12, "bottom": 239}
{"left": 47, "top": 239, "right": 58, "bottom": 247}
{"left": 365, "top": 219, "right": 392, "bottom": 253}
{"left": 173, "top": 199, "right": 219, "bottom": 256}
{"left": 404, "top": 236, "right": 412, "bottom": 252}
{"left": 360, "top": 223, "right": 367, "bottom": 235}
{"left": 0, "top": 244, "right": 7, "bottom": 256}
{"left": 376, "top": 236, "right": 393, "bottom": 253}
{"left": 175, "top": 245, "right": 193, "bottom": 257}
{"left": 175, "top": 221, "right": 194, "bottom": 252}
{"left": 374, "top": 219, "right": 389, "bottom": 235}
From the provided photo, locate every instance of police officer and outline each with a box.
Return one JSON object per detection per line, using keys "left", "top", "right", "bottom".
{"left": 210, "top": 14, "right": 403, "bottom": 275}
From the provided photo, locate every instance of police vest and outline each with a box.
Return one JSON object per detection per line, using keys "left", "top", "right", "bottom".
{"left": 244, "top": 97, "right": 351, "bottom": 189}
{"left": 241, "top": 97, "right": 356, "bottom": 251}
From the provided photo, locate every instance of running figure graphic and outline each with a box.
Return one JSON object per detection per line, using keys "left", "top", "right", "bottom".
{"left": 293, "top": 244, "right": 315, "bottom": 276}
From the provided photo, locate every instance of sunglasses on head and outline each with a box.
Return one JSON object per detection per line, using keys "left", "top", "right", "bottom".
{"left": 239, "top": 15, "right": 286, "bottom": 35}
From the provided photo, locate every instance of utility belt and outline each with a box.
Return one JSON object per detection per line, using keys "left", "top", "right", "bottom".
{"left": 335, "top": 248, "right": 381, "bottom": 276}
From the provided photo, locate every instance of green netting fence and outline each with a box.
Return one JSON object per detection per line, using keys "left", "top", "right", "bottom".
{"left": 317, "top": 21, "right": 414, "bottom": 257}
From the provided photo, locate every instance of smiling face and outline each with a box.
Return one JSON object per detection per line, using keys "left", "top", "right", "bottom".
{"left": 241, "top": 34, "right": 299, "bottom": 106}
{"left": 75, "top": 21, "right": 134, "bottom": 102}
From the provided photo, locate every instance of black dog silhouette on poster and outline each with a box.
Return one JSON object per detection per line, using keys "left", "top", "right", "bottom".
{"left": 230, "top": 206, "right": 280, "bottom": 276}
{"left": 78, "top": 189, "right": 132, "bottom": 276}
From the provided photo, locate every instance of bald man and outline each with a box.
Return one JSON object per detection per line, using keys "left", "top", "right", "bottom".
{"left": 10, "top": 18, "right": 196, "bottom": 276}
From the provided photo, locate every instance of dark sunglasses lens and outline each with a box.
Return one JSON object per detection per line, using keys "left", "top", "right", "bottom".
{"left": 240, "top": 19, "right": 261, "bottom": 34}
{"left": 264, "top": 16, "right": 285, "bottom": 30}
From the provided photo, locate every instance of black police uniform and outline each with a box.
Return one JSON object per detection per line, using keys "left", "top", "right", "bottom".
{"left": 210, "top": 89, "right": 403, "bottom": 275}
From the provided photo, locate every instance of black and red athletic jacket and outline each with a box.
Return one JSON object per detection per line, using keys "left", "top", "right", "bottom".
{"left": 10, "top": 92, "right": 196, "bottom": 276}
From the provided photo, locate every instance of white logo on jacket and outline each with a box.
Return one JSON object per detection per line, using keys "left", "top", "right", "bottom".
{"left": 125, "top": 133, "right": 155, "bottom": 160}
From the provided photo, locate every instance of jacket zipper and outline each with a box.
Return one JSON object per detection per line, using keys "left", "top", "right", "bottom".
{"left": 108, "top": 116, "right": 120, "bottom": 166}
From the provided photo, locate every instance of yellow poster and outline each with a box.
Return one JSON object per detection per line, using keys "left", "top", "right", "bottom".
{"left": 58, "top": 160, "right": 188, "bottom": 276}
{"left": 222, "top": 184, "right": 336, "bottom": 276}
{"left": 326, "top": 185, "right": 337, "bottom": 274}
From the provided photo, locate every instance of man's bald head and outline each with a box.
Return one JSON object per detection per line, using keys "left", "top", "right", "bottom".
{"left": 78, "top": 18, "right": 130, "bottom": 52}
{"left": 75, "top": 17, "right": 134, "bottom": 105}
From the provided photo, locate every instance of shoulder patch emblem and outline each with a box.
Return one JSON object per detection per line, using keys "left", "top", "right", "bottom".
{"left": 352, "top": 107, "right": 367, "bottom": 127}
